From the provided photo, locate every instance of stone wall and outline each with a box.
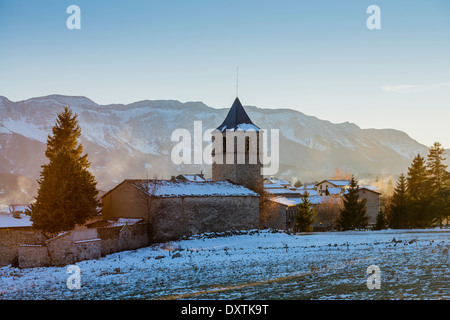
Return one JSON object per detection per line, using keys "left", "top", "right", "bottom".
{"left": 0, "top": 227, "right": 47, "bottom": 267}
{"left": 97, "top": 223, "right": 150, "bottom": 256}
{"left": 10, "top": 222, "right": 149, "bottom": 268}
{"left": 151, "top": 196, "right": 259, "bottom": 243}
{"left": 74, "top": 239, "right": 102, "bottom": 262}
{"left": 46, "top": 232, "right": 77, "bottom": 266}
{"left": 18, "top": 245, "right": 50, "bottom": 268}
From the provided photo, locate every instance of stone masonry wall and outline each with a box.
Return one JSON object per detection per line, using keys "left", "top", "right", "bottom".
{"left": 151, "top": 196, "right": 259, "bottom": 243}
{"left": 18, "top": 245, "right": 50, "bottom": 268}
{"left": 0, "top": 227, "right": 47, "bottom": 267}
{"left": 6, "top": 223, "right": 150, "bottom": 268}
{"left": 46, "top": 232, "right": 77, "bottom": 266}
{"left": 97, "top": 223, "right": 150, "bottom": 256}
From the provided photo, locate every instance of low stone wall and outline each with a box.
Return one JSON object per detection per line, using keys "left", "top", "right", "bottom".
{"left": 18, "top": 245, "right": 50, "bottom": 268}
{"left": 0, "top": 227, "right": 47, "bottom": 267}
{"left": 46, "top": 232, "right": 77, "bottom": 266}
{"left": 14, "top": 222, "right": 150, "bottom": 268}
{"left": 74, "top": 239, "right": 102, "bottom": 262}
{"left": 97, "top": 223, "right": 150, "bottom": 256}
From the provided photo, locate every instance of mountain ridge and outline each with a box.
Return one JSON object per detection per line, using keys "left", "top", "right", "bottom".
{"left": 0, "top": 94, "right": 444, "bottom": 205}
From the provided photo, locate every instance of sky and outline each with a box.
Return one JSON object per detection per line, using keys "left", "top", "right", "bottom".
{"left": 0, "top": 0, "right": 449, "bottom": 148}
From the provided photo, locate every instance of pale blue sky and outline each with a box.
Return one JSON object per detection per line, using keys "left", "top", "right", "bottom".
{"left": 0, "top": 0, "right": 449, "bottom": 147}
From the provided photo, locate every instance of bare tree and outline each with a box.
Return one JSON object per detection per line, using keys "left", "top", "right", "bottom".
{"left": 314, "top": 197, "right": 342, "bottom": 230}
{"left": 134, "top": 175, "right": 164, "bottom": 243}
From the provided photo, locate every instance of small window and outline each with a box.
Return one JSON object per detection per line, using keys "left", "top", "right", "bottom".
{"left": 245, "top": 136, "right": 250, "bottom": 153}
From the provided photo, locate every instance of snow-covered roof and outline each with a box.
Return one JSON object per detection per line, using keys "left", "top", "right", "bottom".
{"left": 0, "top": 213, "right": 32, "bottom": 228}
{"left": 296, "top": 189, "right": 318, "bottom": 196}
{"left": 107, "top": 218, "right": 143, "bottom": 227}
{"left": 270, "top": 195, "right": 340, "bottom": 206}
{"left": 327, "top": 187, "right": 343, "bottom": 195}
{"left": 8, "top": 204, "right": 30, "bottom": 213}
{"left": 264, "top": 188, "right": 300, "bottom": 195}
{"left": 316, "top": 180, "right": 350, "bottom": 187}
{"left": 176, "top": 174, "right": 205, "bottom": 182}
{"left": 265, "top": 177, "right": 291, "bottom": 186}
{"left": 359, "top": 186, "right": 382, "bottom": 194}
{"left": 263, "top": 183, "right": 286, "bottom": 189}
{"left": 132, "top": 180, "right": 259, "bottom": 197}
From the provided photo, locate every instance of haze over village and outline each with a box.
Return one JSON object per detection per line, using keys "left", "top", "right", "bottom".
{"left": 0, "top": 1, "right": 449, "bottom": 303}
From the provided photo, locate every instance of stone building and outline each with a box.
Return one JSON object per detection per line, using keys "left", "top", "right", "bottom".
{"left": 101, "top": 179, "right": 259, "bottom": 243}
{"left": 101, "top": 97, "right": 263, "bottom": 243}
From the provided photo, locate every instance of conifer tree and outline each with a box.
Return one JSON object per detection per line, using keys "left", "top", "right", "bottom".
{"left": 374, "top": 209, "right": 387, "bottom": 230}
{"left": 388, "top": 173, "right": 409, "bottom": 229}
{"left": 27, "top": 107, "right": 100, "bottom": 235}
{"left": 337, "top": 175, "right": 368, "bottom": 230}
{"left": 426, "top": 142, "right": 450, "bottom": 227}
{"left": 406, "top": 154, "right": 432, "bottom": 227}
{"left": 295, "top": 191, "right": 317, "bottom": 232}
{"left": 426, "top": 142, "right": 448, "bottom": 193}
{"left": 406, "top": 154, "right": 429, "bottom": 201}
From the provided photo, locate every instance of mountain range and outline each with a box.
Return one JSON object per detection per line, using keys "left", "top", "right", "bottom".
{"left": 0, "top": 94, "right": 447, "bottom": 206}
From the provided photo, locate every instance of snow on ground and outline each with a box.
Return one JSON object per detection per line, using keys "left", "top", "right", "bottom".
{"left": 0, "top": 228, "right": 448, "bottom": 300}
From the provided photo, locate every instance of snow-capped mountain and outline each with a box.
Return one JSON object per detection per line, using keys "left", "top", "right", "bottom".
{"left": 0, "top": 94, "right": 434, "bottom": 202}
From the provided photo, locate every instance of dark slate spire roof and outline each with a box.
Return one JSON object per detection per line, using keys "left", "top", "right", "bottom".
{"left": 216, "top": 98, "right": 260, "bottom": 132}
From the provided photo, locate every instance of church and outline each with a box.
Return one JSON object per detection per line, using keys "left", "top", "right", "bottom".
{"left": 101, "top": 97, "right": 265, "bottom": 243}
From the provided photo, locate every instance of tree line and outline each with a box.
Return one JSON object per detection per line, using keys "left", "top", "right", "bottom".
{"left": 383, "top": 143, "right": 450, "bottom": 229}
{"left": 295, "top": 142, "right": 450, "bottom": 232}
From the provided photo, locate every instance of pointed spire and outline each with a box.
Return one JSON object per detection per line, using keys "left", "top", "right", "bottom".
{"left": 217, "top": 97, "right": 260, "bottom": 132}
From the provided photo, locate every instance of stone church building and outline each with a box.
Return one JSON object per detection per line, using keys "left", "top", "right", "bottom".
{"left": 101, "top": 97, "right": 264, "bottom": 243}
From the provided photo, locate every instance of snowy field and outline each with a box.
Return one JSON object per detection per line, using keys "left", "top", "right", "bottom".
{"left": 0, "top": 228, "right": 448, "bottom": 300}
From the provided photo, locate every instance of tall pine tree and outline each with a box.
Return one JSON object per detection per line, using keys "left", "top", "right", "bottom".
{"left": 426, "top": 142, "right": 448, "bottom": 193}
{"left": 426, "top": 142, "right": 450, "bottom": 227}
{"left": 27, "top": 107, "right": 100, "bottom": 235}
{"left": 388, "top": 173, "right": 409, "bottom": 229}
{"left": 406, "top": 154, "right": 432, "bottom": 228}
{"left": 337, "top": 175, "right": 369, "bottom": 230}
{"left": 295, "top": 191, "right": 317, "bottom": 232}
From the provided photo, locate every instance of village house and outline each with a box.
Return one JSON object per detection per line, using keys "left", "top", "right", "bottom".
{"left": 262, "top": 178, "right": 381, "bottom": 231}
{"left": 101, "top": 179, "right": 259, "bottom": 243}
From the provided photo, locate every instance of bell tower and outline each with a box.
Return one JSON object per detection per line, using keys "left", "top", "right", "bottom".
{"left": 212, "top": 97, "right": 263, "bottom": 194}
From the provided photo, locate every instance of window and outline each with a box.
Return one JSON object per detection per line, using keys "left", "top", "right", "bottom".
{"left": 245, "top": 136, "right": 250, "bottom": 154}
